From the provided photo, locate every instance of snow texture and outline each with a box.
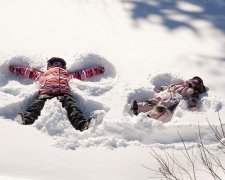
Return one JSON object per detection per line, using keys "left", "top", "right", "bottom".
{"left": 0, "top": 0, "right": 225, "bottom": 179}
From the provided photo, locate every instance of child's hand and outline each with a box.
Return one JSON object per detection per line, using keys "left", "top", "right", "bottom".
{"left": 9, "top": 65, "right": 15, "bottom": 73}
{"left": 95, "top": 67, "right": 105, "bottom": 74}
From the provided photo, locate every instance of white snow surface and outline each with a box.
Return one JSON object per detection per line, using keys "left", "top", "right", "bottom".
{"left": 0, "top": 0, "right": 225, "bottom": 179}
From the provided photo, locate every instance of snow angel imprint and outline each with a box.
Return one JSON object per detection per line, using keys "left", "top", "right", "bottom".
{"left": 130, "top": 76, "right": 207, "bottom": 122}
{"left": 9, "top": 57, "right": 105, "bottom": 131}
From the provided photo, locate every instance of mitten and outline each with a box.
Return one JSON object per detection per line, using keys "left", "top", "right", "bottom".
{"left": 9, "top": 65, "right": 15, "bottom": 73}
{"left": 95, "top": 67, "right": 105, "bottom": 74}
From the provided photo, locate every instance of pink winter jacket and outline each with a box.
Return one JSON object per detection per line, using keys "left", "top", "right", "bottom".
{"left": 9, "top": 65, "right": 104, "bottom": 95}
{"left": 137, "top": 82, "right": 201, "bottom": 122}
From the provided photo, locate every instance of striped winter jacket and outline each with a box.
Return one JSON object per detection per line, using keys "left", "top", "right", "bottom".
{"left": 9, "top": 66, "right": 104, "bottom": 95}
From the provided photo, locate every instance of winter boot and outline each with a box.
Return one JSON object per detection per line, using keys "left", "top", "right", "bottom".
{"left": 131, "top": 100, "right": 138, "bottom": 115}
{"left": 14, "top": 113, "right": 25, "bottom": 125}
{"left": 79, "top": 117, "right": 96, "bottom": 132}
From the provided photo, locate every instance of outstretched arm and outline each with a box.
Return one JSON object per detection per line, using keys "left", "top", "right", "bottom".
{"left": 70, "top": 66, "right": 105, "bottom": 80}
{"left": 8, "top": 65, "right": 42, "bottom": 81}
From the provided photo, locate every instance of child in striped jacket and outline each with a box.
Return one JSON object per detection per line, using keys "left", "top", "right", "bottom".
{"left": 9, "top": 57, "right": 105, "bottom": 131}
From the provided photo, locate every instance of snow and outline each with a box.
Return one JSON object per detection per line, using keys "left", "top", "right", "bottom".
{"left": 0, "top": 0, "right": 225, "bottom": 179}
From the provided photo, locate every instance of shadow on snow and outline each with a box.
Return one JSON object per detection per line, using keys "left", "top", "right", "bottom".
{"left": 121, "top": 0, "right": 225, "bottom": 34}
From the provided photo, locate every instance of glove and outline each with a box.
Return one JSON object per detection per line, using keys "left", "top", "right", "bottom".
{"left": 9, "top": 65, "right": 15, "bottom": 73}
{"left": 95, "top": 67, "right": 105, "bottom": 74}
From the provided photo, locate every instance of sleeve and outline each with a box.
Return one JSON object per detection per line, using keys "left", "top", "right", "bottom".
{"left": 8, "top": 65, "right": 42, "bottom": 81}
{"left": 70, "top": 66, "right": 105, "bottom": 80}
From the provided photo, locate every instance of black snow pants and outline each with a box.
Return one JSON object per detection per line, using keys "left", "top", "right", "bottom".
{"left": 22, "top": 94, "right": 87, "bottom": 130}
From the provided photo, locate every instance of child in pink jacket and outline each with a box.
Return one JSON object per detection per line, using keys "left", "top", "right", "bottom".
{"left": 131, "top": 76, "right": 207, "bottom": 122}
{"left": 9, "top": 57, "right": 105, "bottom": 131}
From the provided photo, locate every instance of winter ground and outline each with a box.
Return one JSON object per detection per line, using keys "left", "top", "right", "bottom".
{"left": 0, "top": 0, "right": 225, "bottom": 179}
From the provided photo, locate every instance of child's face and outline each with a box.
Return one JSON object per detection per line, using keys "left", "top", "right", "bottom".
{"left": 185, "top": 78, "right": 204, "bottom": 94}
{"left": 52, "top": 61, "right": 64, "bottom": 68}
{"left": 186, "top": 79, "right": 200, "bottom": 89}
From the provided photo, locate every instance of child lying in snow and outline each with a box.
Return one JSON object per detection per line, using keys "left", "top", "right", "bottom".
{"left": 130, "top": 76, "right": 207, "bottom": 122}
{"left": 9, "top": 57, "right": 105, "bottom": 131}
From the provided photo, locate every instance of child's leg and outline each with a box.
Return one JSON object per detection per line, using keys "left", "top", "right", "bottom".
{"left": 147, "top": 107, "right": 172, "bottom": 122}
{"left": 137, "top": 99, "right": 158, "bottom": 114}
{"left": 131, "top": 99, "right": 158, "bottom": 115}
{"left": 137, "top": 102, "right": 155, "bottom": 113}
{"left": 59, "top": 94, "right": 87, "bottom": 131}
{"left": 22, "top": 94, "right": 50, "bottom": 124}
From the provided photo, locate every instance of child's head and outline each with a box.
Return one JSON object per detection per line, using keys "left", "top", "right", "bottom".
{"left": 47, "top": 57, "right": 66, "bottom": 69}
{"left": 186, "top": 76, "right": 207, "bottom": 94}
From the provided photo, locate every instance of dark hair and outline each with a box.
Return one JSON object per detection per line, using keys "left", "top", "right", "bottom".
{"left": 192, "top": 76, "right": 206, "bottom": 93}
{"left": 47, "top": 57, "right": 66, "bottom": 69}
{"left": 192, "top": 76, "right": 203, "bottom": 84}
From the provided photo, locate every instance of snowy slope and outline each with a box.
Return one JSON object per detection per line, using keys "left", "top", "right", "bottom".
{"left": 0, "top": 0, "right": 225, "bottom": 179}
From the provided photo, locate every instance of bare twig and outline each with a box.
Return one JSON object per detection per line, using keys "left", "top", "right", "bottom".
{"left": 178, "top": 131, "right": 197, "bottom": 180}
{"left": 198, "top": 124, "right": 221, "bottom": 179}
{"left": 147, "top": 115, "right": 225, "bottom": 180}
